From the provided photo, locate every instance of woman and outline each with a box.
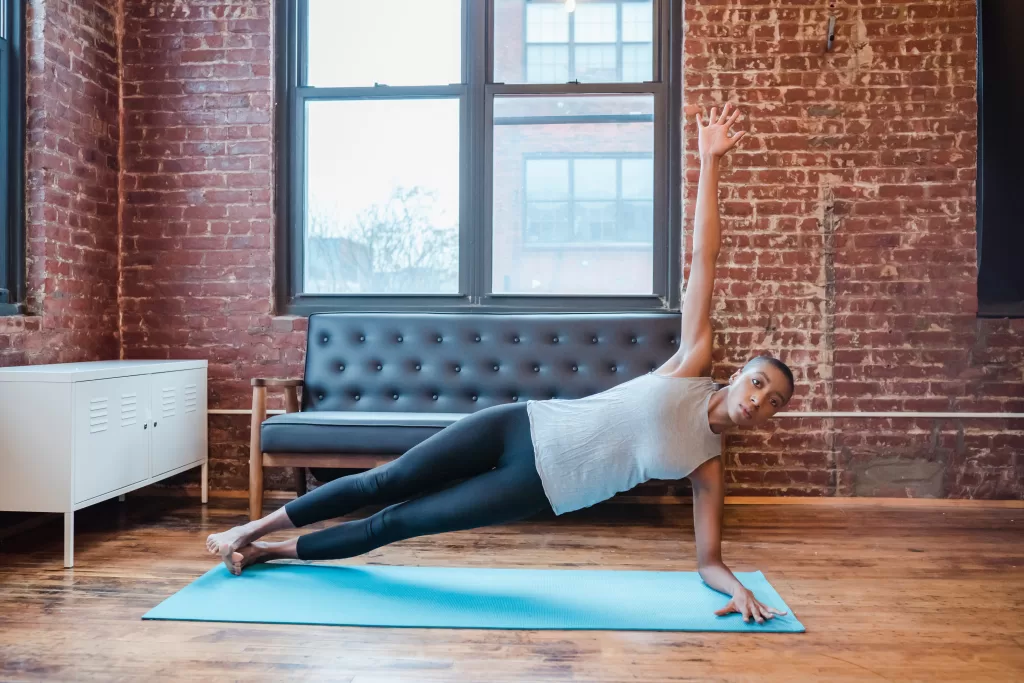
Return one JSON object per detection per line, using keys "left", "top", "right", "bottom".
{"left": 207, "top": 103, "right": 794, "bottom": 625}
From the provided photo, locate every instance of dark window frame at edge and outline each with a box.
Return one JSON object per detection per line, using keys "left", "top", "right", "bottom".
{"left": 274, "top": 0, "right": 681, "bottom": 316}
{"left": 976, "top": 0, "right": 1024, "bottom": 319}
{"left": 0, "top": 0, "right": 25, "bottom": 316}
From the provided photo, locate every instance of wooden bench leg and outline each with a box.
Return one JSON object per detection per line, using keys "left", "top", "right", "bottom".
{"left": 294, "top": 467, "right": 307, "bottom": 498}
{"left": 249, "top": 385, "right": 267, "bottom": 521}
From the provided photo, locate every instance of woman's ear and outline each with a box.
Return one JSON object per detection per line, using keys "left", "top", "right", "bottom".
{"left": 729, "top": 369, "right": 741, "bottom": 384}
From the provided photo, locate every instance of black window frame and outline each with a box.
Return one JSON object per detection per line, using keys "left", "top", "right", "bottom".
{"left": 0, "top": 0, "right": 24, "bottom": 316}
{"left": 275, "top": 0, "right": 681, "bottom": 315}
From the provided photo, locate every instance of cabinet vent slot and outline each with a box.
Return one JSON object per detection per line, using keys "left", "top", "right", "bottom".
{"left": 161, "top": 387, "right": 176, "bottom": 419}
{"left": 89, "top": 397, "right": 109, "bottom": 434}
{"left": 120, "top": 393, "right": 138, "bottom": 427}
{"left": 184, "top": 384, "right": 198, "bottom": 413}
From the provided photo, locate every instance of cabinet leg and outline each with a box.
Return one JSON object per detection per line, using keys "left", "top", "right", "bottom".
{"left": 201, "top": 461, "right": 209, "bottom": 504}
{"left": 64, "top": 512, "right": 74, "bottom": 568}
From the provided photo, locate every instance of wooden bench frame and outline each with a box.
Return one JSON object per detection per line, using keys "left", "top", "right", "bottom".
{"left": 248, "top": 378, "right": 399, "bottom": 520}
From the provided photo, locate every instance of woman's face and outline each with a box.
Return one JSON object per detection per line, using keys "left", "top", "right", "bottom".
{"left": 727, "top": 364, "right": 792, "bottom": 427}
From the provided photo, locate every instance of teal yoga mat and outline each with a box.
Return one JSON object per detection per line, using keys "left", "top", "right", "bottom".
{"left": 144, "top": 563, "right": 804, "bottom": 632}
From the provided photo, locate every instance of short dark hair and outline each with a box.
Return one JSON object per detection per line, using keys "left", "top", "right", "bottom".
{"left": 743, "top": 355, "right": 795, "bottom": 403}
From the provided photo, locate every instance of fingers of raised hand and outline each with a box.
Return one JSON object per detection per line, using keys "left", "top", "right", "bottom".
{"left": 717, "top": 103, "right": 731, "bottom": 124}
{"left": 709, "top": 107, "right": 718, "bottom": 124}
{"left": 726, "top": 108, "right": 741, "bottom": 128}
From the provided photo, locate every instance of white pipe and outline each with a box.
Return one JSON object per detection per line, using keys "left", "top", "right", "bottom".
{"left": 207, "top": 408, "right": 1024, "bottom": 419}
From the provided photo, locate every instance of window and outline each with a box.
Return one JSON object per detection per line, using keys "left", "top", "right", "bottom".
{"left": 277, "top": 0, "right": 680, "bottom": 314}
{"left": 978, "top": 0, "right": 1024, "bottom": 317}
{"left": 523, "top": 156, "right": 653, "bottom": 246}
{"left": 0, "top": 0, "right": 23, "bottom": 316}
{"left": 519, "top": 1, "right": 653, "bottom": 84}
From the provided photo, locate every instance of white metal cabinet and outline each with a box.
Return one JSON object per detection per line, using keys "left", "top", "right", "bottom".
{"left": 151, "top": 368, "right": 208, "bottom": 477}
{"left": 0, "top": 360, "right": 209, "bottom": 567}
{"left": 73, "top": 374, "right": 153, "bottom": 504}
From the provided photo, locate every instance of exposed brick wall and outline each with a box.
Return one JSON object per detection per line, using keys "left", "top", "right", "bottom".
{"left": 682, "top": 0, "right": 1022, "bottom": 498}
{"left": 119, "top": 0, "right": 296, "bottom": 489}
{"left": 0, "top": 0, "right": 121, "bottom": 365}
{"left": 10, "top": 0, "right": 1021, "bottom": 499}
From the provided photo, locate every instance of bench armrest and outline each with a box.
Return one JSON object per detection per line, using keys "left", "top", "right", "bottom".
{"left": 252, "top": 378, "right": 304, "bottom": 388}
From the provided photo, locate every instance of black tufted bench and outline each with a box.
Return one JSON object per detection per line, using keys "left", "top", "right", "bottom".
{"left": 248, "top": 312, "right": 681, "bottom": 520}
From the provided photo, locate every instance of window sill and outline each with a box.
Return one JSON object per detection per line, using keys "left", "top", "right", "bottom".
{"left": 977, "top": 301, "right": 1024, "bottom": 319}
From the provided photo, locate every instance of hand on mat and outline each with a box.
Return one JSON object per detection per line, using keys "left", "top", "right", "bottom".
{"left": 696, "top": 102, "right": 746, "bottom": 159}
{"left": 715, "top": 587, "right": 787, "bottom": 625}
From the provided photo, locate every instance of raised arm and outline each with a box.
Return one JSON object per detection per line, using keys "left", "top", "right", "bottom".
{"left": 660, "top": 104, "right": 746, "bottom": 378}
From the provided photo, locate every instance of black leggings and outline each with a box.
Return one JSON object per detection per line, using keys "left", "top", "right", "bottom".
{"left": 283, "top": 402, "right": 553, "bottom": 561}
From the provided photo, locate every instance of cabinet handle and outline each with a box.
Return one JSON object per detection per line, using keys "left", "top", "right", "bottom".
{"left": 143, "top": 424, "right": 148, "bottom": 430}
{"left": 154, "top": 422, "right": 158, "bottom": 427}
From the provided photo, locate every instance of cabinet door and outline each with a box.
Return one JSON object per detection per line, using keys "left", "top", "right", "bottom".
{"left": 74, "top": 375, "right": 152, "bottom": 504}
{"left": 151, "top": 369, "right": 207, "bottom": 477}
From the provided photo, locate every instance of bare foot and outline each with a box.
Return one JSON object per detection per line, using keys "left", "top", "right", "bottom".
{"left": 228, "top": 542, "right": 272, "bottom": 576}
{"left": 206, "top": 524, "right": 253, "bottom": 564}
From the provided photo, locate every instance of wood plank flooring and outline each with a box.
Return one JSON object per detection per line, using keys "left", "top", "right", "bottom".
{"left": 0, "top": 496, "right": 1021, "bottom": 682}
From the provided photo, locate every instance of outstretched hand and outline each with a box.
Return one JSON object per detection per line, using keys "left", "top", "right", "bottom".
{"left": 714, "top": 586, "right": 788, "bottom": 625}
{"left": 696, "top": 103, "right": 746, "bottom": 159}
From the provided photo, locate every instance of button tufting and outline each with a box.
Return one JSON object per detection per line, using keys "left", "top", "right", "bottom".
{"left": 322, "top": 336, "right": 329, "bottom": 343}
{"left": 454, "top": 365, "right": 461, "bottom": 373}
{"left": 358, "top": 335, "right": 365, "bottom": 342}
{"left": 474, "top": 335, "right": 481, "bottom": 342}
{"left": 592, "top": 336, "right": 598, "bottom": 343}
{"left": 552, "top": 336, "right": 558, "bottom": 343}
{"left": 630, "top": 337, "right": 637, "bottom": 344}
{"left": 610, "top": 365, "right": 617, "bottom": 372}
{"left": 493, "top": 365, "right": 499, "bottom": 371}
{"left": 353, "top": 394, "right": 360, "bottom": 401}
{"left": 338, "top": 364, "right": 345, "bottom": 371}
{"left": 471, "top": 395, "right": 478, "bottom": 401}
{"left": 437, "top": 336, "right": 443, "bottom": 342}
{"left": 317, "top": 393, "right": 324, "bottom": 400}
{"left": 513, "top": 336, "right": 520, "bottom": 343}
{"left": 376, "top": 364, "right": 382, "bottom": 371}
{"left": 512, "top": 395, "right": 518, "bottom": 402}
{"left": 392, "top": 394, "right": 399, "bottom": 400}
{"left": 432, "top": 394, "right": 438, "bottom": 400}
{"left": 670, "top": 337, "right": 677, "bottom": 345}
{"left": 533, "top": 365, "right": 540, "bottom": 372}
{"left": 572, "top": 365, "right": 578, "bottom": 372}
{"left": 415, "top": 364, "right": 422, "bottom": 371}
{"left": 397, "top": 336, "right": 403, "bottom": 343}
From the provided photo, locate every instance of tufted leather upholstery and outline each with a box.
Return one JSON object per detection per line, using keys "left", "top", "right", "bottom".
{"left": 261, "top": 312, "right": 681, "bottom": 458}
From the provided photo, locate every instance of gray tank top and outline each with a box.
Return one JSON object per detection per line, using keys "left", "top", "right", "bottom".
{"left": 526, "top": 374, "right": 722, "bottom": 516}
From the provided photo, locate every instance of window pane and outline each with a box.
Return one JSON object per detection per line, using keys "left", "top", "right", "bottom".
{"left": 526, "top": 45, "right": 570, "bottom": 83}
{"left": 574, "top": 45, "right": 617, "bottom": 82}
{"left": 526, "top": 202, "right": 571, "bottom": 243}
{"left": 526, "top": 3, "right": 569, "bottom": 43}
{"left": 306, "top": 0, "right": 461, "bottom": 87}
{"left": 621, "top": 157, "right": 653, "bottom": 199}
{"left": 622, "top": 43, "right": 652, "bottom": 82}
{"left": 526, "top": 159, "right": 570, "bottom": 199}
{"left": 621, "top": 2, "right": 653, "bottom": 42}
{"left": 493, "top": 95, "right": 654, "bottom": 295}
{"left": 573, "top": 159, "right": 616, "bottom": 199}
{"left": 574, "top": 3, "right": 617, "bottom": 43}
{"left": 495, "top": 0, "right": 655, "bottom": 84}
{"left": 304, "top": 99, "right": 459, "bottom": 294}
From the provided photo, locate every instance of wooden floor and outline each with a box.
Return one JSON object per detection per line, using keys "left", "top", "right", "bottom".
{"left": 1, "top": 496, "right": 1021, "bottom": 682}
